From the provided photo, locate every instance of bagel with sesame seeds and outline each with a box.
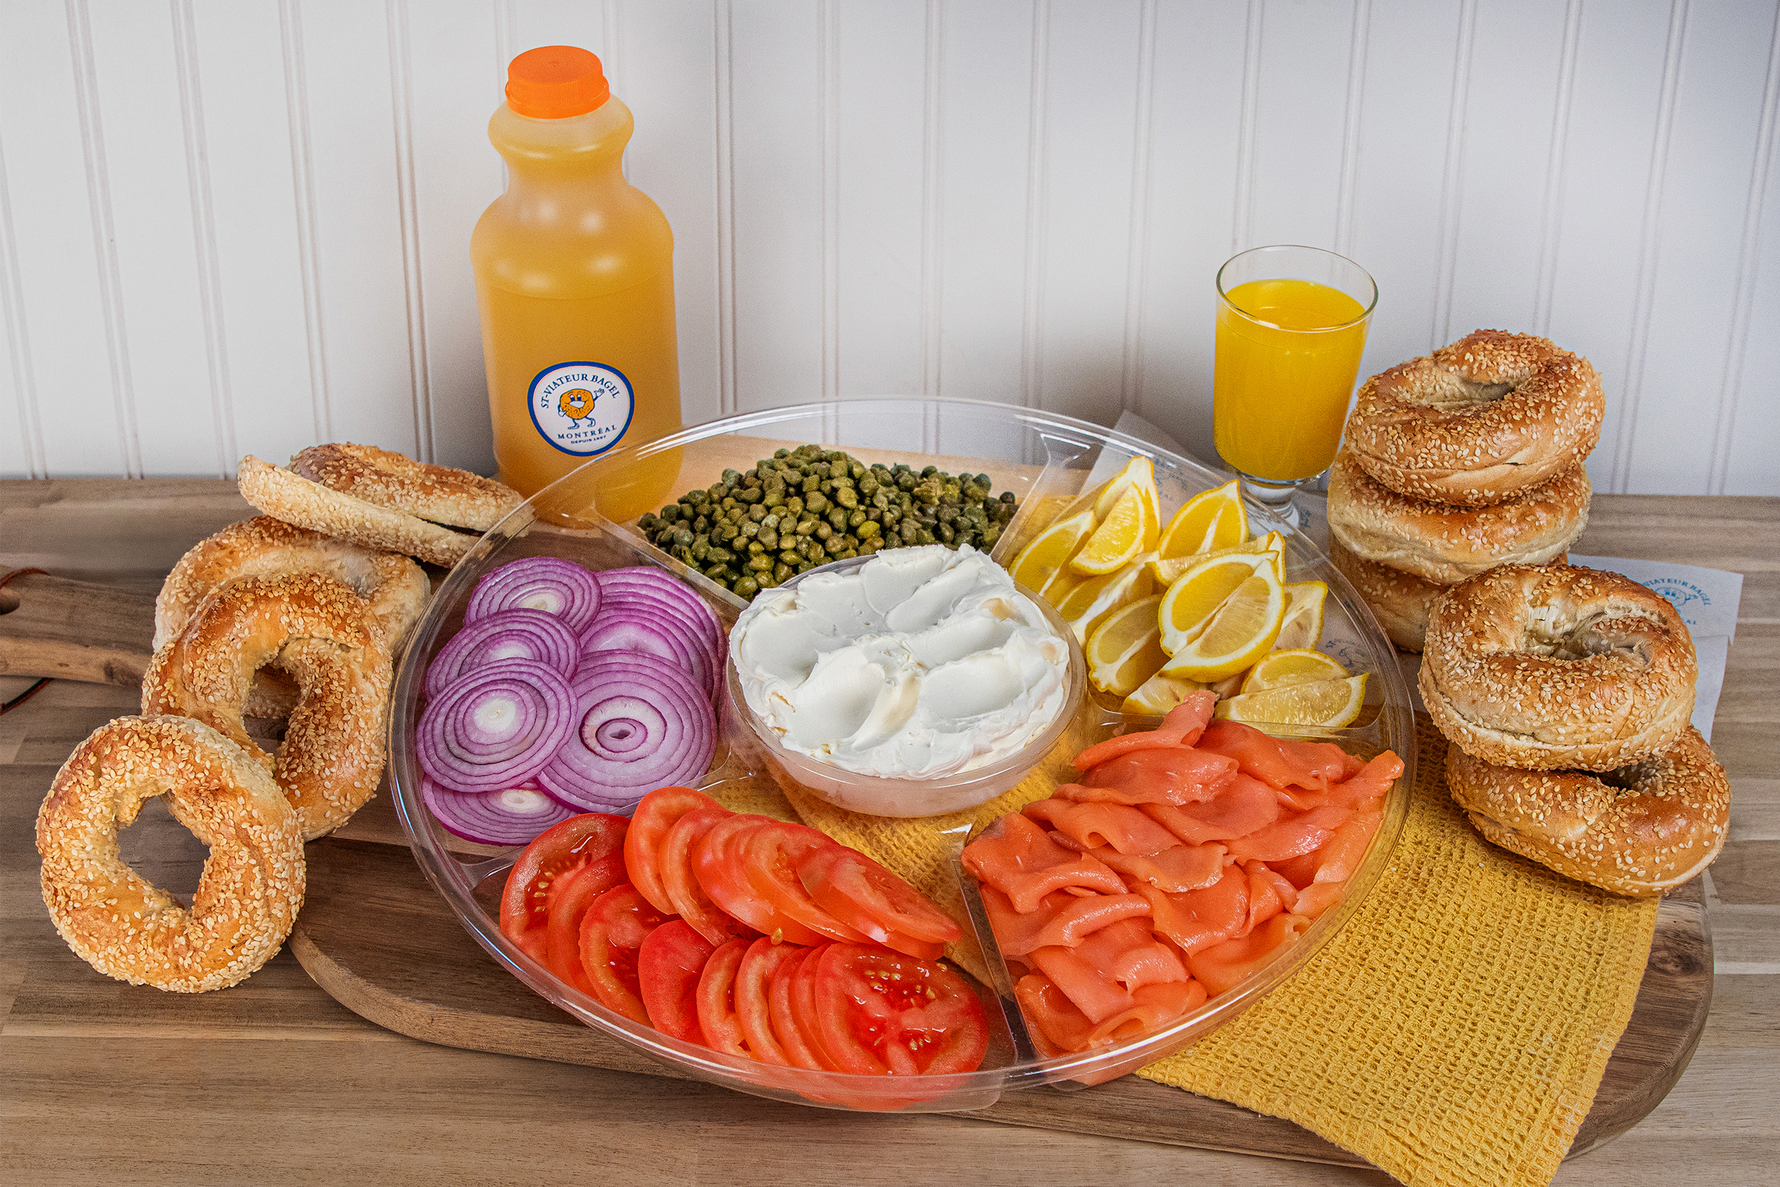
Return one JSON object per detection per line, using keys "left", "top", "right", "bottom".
{"left": 155, "top": 516, "right": 428, "bottom": 719}
{"left": 1326, "top": 449, "right": 1590, "bottom": 586}
{"left": 239, "top": 445, "right": 522, "bottom": 569}
{"left": 1344, "top": 330, "right": 1604, "bottom": 507}
{"left": 36, "top": 716, "right": 305, "bottom": 992}
{"left": 1419, "top": 562, "right": 1697, "bottom": 772}
{"left": 1444, "top": 725, "right": 1729, "bottom": 897}
{"left": 141, "top": 572, "right": 392, "bottom": 840}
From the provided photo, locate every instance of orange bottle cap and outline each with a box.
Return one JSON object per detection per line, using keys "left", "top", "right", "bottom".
{"left": 505, "top": 46, "right": 610, "bottom": 119}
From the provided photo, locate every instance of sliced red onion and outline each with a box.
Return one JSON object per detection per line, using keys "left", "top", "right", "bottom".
{"left": 578, "top": 608, "right": 716, "bottom": 706}
{"left": 421, "top": 777, "right": 577, "bottom": 846}
{"left": 425, "top": 607, "right": 581, "bottom": 697}
{"left": 597, "top": 567, "right": 723, "bottom": 655}
{"left": 418, "top": 658, "right": 576, "bottom": 793}
{"left": 465, "top": 557, "right": 602, "bottom": 633}
{"left": 537, "top": 650, "right": 716, "bottom": 813}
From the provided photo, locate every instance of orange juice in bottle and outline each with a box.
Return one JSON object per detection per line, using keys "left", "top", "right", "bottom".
{"left": 472, "top": 45, "right": 682, "bottom": 521}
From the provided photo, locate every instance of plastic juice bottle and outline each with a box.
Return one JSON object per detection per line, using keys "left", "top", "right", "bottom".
{"left": 472, "top": 45, "right": 682, "bottom": 521}
{"left": 1212, "top": 278, "right": 1369, "bottom": 482}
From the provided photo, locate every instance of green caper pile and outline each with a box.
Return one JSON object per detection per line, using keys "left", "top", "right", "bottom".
{"left": 637, "top": 445, "right": 1019, "bottom": 600}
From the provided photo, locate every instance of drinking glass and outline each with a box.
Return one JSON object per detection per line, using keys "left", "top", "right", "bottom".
{"left": 1212, "top": 245, "right": 1377, "bottom": 527}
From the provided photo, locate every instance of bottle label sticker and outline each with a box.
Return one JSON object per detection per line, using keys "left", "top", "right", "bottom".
{"left": 527, "top": 361, "right": 635, "bottom": 457}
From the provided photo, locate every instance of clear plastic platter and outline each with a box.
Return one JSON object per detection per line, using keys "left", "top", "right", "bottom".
{"left": 388, "top": 397, "right": 1416, "bottom": 1113}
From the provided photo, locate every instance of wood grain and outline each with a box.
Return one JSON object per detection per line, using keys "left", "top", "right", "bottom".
{"left": 0, "top": 570, "right": 157, "bottom": 686}
{"left": 3, "top": 482, "right": 1775, "bottom": 1187}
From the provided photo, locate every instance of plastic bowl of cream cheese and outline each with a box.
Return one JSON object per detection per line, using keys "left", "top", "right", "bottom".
{"left": 727, "top": 544, "right": 1087, "bottom": 817}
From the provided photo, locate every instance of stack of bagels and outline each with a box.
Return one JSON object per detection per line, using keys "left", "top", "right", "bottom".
{"left": 36, "top": 444, "right": 521, "bottom": 992}
{"left": 1420, "top": 563, "right": 1730, "bottom": 898}
{"left": 1321, "top": 330, "right": 1730, "bottom": 896}
{"left": 1327, "top": 329, "right": 1601, "bottom": 652}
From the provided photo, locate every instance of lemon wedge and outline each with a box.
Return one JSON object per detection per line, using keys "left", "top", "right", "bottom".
{"left": 1123, "top": 671, "right": 1208, "bottom": 716}
{"left": 1272, "top": 580, "right": 1328, "bottom": 651}
{"left": 1055, "top": 561, "right": 1153, "bottom": 643}
{"left": 1157, "top": 552, "right": 1281, "bottom": 655}
{"left": 1241, "top": 647, "right": 1349, "bottom": 693}
{"left": 1069, "top": 485, "right": 1154, "bottom": 576}
{"left": 1086, "top": 594, "right": 1168, "bottom": 696}
{"left": 1157, "top": 478, "right": 1247, "bottom": 559}
{"left": 1147, "top": 531, "right": 1284, "bottom": 586}
{"left": 1008, "top": 507, "right": 1097, "bottom": 599}
{"left": 1214, "top": 675, "right": 1368, "bottom": 727}
{"left": 1159, "top": 566, "right": 1285, "bottom": 681}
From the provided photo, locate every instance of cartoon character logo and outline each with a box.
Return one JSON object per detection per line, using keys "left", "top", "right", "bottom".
{"left": 558, "top": 388, "right": 596, "bottom": 421}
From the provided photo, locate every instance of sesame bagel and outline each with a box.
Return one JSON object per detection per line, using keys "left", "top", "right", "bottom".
{"left": 141, "top": 573, "right": 392, "bottom": 839}
{"left": 1326, "top": 451, "right": 1590, "bottom": 586}
{"left": 36, "top": 716, "right": 305, "bottom": 992}
{"left": 1445, "top": 725, "right": 1729, "bottom": 897}
{"left": 240, "top": 447, "right": 520, "bottom": 568}
{"left": 1327, "top": 536, "right": 1448, "bottom": 654}
{"left": 156, "top": 516, "right": 429, "bottom": 654}
{"left": 1419, "top": 563, "right": 1696, "bottom": 771}
{"left": 289, "top": 442, "right": 522, "bottom": 532}
{"left": 1345, "top": 330, "right": 1604, "bottom": 506}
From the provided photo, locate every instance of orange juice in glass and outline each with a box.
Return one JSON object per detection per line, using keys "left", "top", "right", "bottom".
{"left": 1213, "top": 246, "right": 1376, "bottom": 527}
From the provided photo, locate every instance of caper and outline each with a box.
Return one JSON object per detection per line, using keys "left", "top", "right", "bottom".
{"left": 643, "top": 442, "right": 1019, "bottom": 598}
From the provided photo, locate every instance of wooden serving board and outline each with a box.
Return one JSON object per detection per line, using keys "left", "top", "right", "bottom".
{"left": 290, "top": 792, "right": 1712, "bottom": 1165}
{"left": 1, "top": 514, "right": 1713, "bottom": 1166}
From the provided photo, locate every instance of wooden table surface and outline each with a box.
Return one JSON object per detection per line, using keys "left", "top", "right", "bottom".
{"left": 2, "top": 480, "right": 1774, "bottom": 1186}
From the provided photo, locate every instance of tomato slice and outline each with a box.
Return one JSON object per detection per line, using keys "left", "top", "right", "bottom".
{"left": 734, "top": 938, "right": 802, "bottom": 1067}
{"left": 799, "top": 845, "right": 962, "bottom": 948}
{"left": 767, "top": 944, "right": 831, "bottom": 1071}
{"left": 500, "top": 812, "right": 630, "bottom": 961}
{"left": 691, "top": 814, "right": 834, "bottom": 946}
{"left": 625, "top": 787, "right": 725, "bottom": 914}
{"left": 791, "top": 941, "right": 847, "bottom": 1072}
{"left": 659, "top": 807, "right": 751, "bottom": 946}
{"left": 740, "top": 823, "right": 871, "bottom": 944}
{"left": 543, "top": 852, "right": 628, "bottom": 993}
{"left": 874, "top": 926, "right": 946, "bottom": 963}
{"left": 578, "top": 883, "right": 673, "bottom": 1024}
{"left": 695, "top": 937, "right": 753, "bottom": 1057}
{"left": 637, "top": 919, "right": 717, "bottom": 1045}
{"left": 811, "top": 944, "right": 989, "bottom": 1078}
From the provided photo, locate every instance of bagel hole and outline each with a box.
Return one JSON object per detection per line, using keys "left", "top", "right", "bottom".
{"left": 1597, "top": 763, "right": 1656, "bottom": 794}
{"left": 117, "top": 795, "right": 209, "bottom": 906}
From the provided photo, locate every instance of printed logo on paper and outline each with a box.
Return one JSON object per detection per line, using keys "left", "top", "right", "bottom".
{"left": 527, "top": 361, "right": 635, "bottom": 457}
{"left": 1643, "top": 577, "right": 1710, "bottom": 629}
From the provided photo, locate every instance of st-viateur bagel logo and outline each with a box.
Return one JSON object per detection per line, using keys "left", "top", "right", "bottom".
{"left": 558, "top": 387, "right": 596, "bottom": 420}
{"left": 528, "top": 361, "right": 635, "bottom": 457}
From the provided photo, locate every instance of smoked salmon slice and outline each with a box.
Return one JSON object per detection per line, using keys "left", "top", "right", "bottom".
{"left": 1140, "top": 773, "right": 1282, "bottom": 845}
{"left": 1026, "top": 798, "right": 1184, "bottom": 856}
{"left": 1088, "top": 842, "right": 1227, "bottom": 893}
{"left": 1075, "top": 746, "right": 1237, "bottom": 804}
{"left": 978, "top": 884, "right": 1152, "bottom": 956}
{"left": 1185, "top": 912, "right": 1310, "bottom": 997}
{"left": 1133, "top": 869, "right": 1251, "bottom": 956}
{"left": 1069, "top": 692, "right": 1217, "bottom": 771}
{"left": 1197, "top": 720, "right": 1363, "bottom": 792}
{"left": 1224, "top": 802, "right": 1354, "bottom": 863}
{"left": 961, "top": 811, "right": 1126, "bottom": 912}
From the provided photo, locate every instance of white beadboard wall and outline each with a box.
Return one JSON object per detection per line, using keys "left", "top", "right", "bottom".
{"left": 2, "top": 0, "right": 1777, "bottom": 494}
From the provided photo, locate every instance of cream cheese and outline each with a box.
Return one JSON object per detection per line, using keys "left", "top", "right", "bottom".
{"left": 731, "top": 545, "right": 1071, "bottom": 779}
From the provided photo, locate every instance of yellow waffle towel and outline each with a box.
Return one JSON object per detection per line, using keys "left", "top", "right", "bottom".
{"left": 1137, "top": 719, "right": 1657, "bottom": 1187}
